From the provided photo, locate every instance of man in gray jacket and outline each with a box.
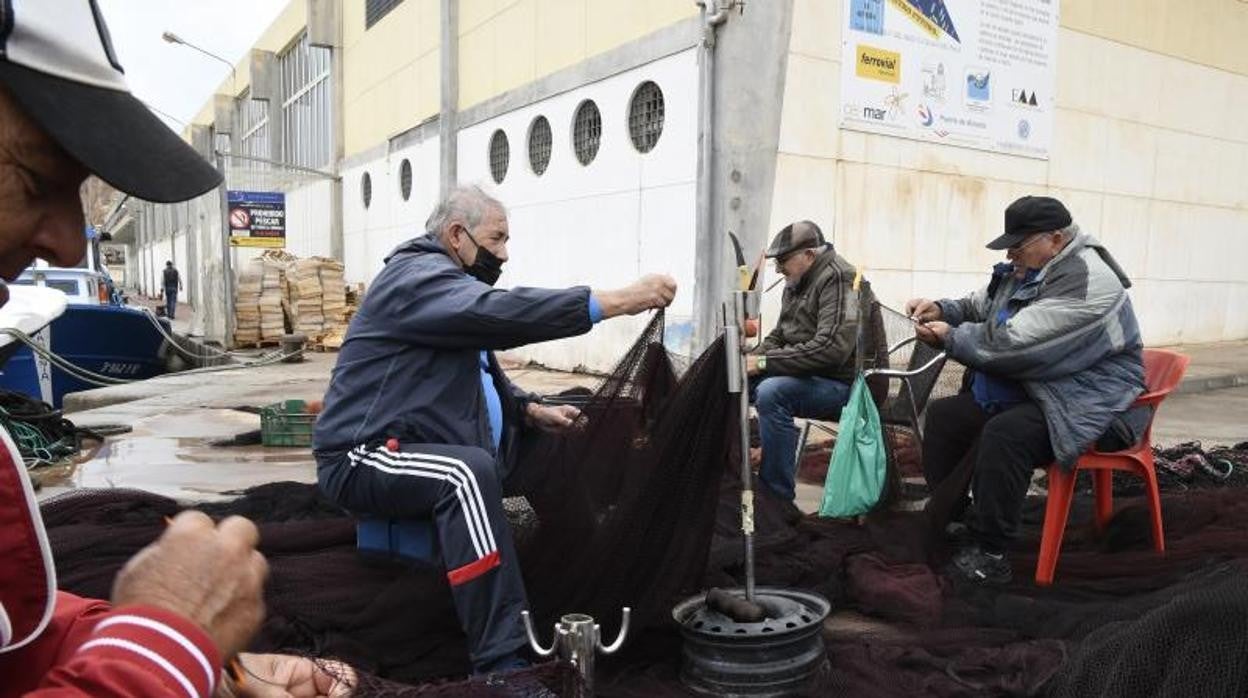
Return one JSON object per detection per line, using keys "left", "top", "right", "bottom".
{"left": 747, "top": 221, "right": 870, "bottom": 501}
{"left": 907, "top": 196, "right": 1145, "bottom": 585}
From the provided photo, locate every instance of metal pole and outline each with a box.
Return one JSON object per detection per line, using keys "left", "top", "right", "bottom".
{"left": 216, "top": 151, "right": 236, "bottom": 347}
{"left": 692, "top": 2, "right": 729, "bottom": 355}
{"left": 439, "top": 0, "right": 460, "bottom": 197}
{"left": 723, "top": 294, "right": 755, "bottom": 602}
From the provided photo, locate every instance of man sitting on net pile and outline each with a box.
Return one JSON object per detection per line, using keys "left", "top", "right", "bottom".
{"left": 745, "top": 221, "right": 871, "bottom": 502}
{"left": 907, "top": 196, "right": 1146, "bottom": 585}
{"left": 313, "top": 185, "right": 676, "bottom": 677}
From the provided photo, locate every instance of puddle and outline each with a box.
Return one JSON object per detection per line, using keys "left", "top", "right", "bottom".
{"left": 35, "top": 409, "right": 316, "bottom": 502}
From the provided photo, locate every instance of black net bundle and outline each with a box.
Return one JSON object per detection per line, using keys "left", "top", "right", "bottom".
{"left": 37, "top": 310, "right": 1248, "bottom": 697}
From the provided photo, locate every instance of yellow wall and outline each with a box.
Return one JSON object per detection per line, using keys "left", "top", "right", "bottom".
{"left": 186, "top": 0, "right": 309, "bottom": 132}
{"left": 342, "top": 0, "right": 442, "bottom": 156}
{"left": 457, "top": 0, "right": 696, "bottom": 110}
{"left": 1060, "top": 0, "right": 1248, "bottom": 75}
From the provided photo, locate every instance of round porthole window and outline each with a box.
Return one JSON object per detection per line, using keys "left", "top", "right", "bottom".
{"left": 489, "top": 129, "right": 510, "bottom": 184}
{"left": 399, "top": 159, "right": 412, "bottom": 201}
{"left": 572, "top": 100, "right": 602, "bottom": 166}
{"left": 528, "top": 116, "right": 552, "bottom": 176}
{"left": 628, "top": 81, "right": 665, "bottom": 153}
{"left": 361, "top": 172, "right": 372, "bottom": 209}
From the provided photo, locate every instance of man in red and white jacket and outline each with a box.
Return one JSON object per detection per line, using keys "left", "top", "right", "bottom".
{"left": 0, "top": 3, "right": 349, "bottom": 696}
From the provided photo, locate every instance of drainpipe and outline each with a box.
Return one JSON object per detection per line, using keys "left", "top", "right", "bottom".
{"left": 440, "top": 0, "right": 459, "bottom": 198}
{"left": 692, "top": 1, "right": 730, "bottom": 353}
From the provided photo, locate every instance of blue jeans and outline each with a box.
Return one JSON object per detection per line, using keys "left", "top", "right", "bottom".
{"left": 164, "top": 288, "right": 178, "bottom": 319}
{"left": 750, "top": 375, "right": 852, "bottom": 501}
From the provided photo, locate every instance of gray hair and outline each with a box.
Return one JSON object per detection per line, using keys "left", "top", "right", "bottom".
{"left": 1057, "top": 222, "right": 1079, "bottom": 240}
{"left": 424, "top": 185, "right": 506, "bottom": 236}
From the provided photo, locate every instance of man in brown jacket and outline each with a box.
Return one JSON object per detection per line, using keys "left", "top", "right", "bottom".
{"left": 746, "top": 221, "right": 867, "bottom": 501}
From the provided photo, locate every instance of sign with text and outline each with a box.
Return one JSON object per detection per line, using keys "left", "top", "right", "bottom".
{"left": 227, "top": 190, "right": 286, "bottom": 248}
{"left": 841, "top": 0, "right": 1059, "bottom": 159}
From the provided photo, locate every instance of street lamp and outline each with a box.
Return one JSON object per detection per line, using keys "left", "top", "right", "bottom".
{"left": 161, "top": 29, "right": 239, "bottom": 347}
{"left": 161, "top": 31, "right": 236, "bottom": 87}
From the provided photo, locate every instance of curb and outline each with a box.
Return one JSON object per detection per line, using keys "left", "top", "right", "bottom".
{"left": 1175, "top": 373, "right": 1248, "bottom": 396}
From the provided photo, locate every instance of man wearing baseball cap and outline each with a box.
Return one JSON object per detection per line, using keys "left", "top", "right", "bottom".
{"left": 745, "top": 220, "right": 872, "bottom": 502}
{"left": 906, "top": 196, "right": 1145, "bottom": 585}
{"left": 0, "top": 3, "right": 350, "bottom": 696}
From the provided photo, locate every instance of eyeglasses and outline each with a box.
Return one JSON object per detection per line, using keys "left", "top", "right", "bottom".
{"left": 775, "top": 248, "right": 811, "bottom": 266}
{"left": 1008, "top": 233, "right": 1050, "bottom": 253}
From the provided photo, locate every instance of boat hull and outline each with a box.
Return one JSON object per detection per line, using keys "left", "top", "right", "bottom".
{"left": 0, "top": 304, "right": 171, "bottom": 407}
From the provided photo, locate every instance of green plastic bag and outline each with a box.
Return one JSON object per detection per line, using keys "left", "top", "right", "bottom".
{"left": 818, "top": 374, "right": 886, "bottom": 518}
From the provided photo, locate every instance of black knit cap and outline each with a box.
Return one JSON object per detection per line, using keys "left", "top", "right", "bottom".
{"left": 765, "top": 220, "right": 826, "bottom": 258}
{"left": 986, "top": 196, "right": 1073, "bottom": 250}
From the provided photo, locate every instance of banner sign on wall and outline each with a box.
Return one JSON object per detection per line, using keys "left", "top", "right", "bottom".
{"left": 840, "top": 0, "right": 1059, "bottom": 159}
{"left": 227, "top": 190, "right": 286, "bottom": 248}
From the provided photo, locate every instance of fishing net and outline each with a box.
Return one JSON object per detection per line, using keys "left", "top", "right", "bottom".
{"left": 36, "top": 310, "right": 1248, "bottom": 697}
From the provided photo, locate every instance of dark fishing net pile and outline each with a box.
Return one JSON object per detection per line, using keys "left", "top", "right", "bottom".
{"left": 38, "top": 311, "right": 1248, "bottom": 696}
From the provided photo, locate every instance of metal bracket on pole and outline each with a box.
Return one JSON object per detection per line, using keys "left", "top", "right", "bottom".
{"left": 520, "top": 608, "right": 630, "bottom": 696}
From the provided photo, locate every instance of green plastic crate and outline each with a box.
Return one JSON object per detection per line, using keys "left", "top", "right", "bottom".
{"left": 260, "top": 399, "right": 316, "bottom": 447}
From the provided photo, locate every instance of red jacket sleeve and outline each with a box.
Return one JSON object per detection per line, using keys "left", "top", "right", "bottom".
{"left": 0, "top": 592, "right": 220, "bottom": 698}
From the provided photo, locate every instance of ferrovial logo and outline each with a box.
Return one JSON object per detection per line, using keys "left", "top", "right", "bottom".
{"left": 856, "top": 44, "right": 901, "bottom": 83}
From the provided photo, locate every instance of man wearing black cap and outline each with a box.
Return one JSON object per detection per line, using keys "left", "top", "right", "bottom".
{"left": 745, "top": 220, "right": 870, "bottom": 502}
{"left": 906, "top": 196, "right": 1145, "bottom": 585}
{"left": 0, "top": 2, "right": 349, "bottom": 695}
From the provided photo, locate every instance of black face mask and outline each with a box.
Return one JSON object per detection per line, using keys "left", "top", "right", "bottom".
{"left": 461, "top": 229, "right": 503, "bottom": 286}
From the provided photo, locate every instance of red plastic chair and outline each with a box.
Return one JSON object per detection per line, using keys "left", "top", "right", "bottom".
{"left": 1034, "top": 349, "right": 1190, "bottom": 586}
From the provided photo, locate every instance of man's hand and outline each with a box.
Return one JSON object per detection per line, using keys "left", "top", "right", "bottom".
{"left": 904, "top": 298, "right": 943, "bottom": 323}
{"left": 525, "top": 402, "right": 585, "bottom": 434}
{"left": 112, "top": 511, "right": 268, "bottom": 661}
{"left": 745, "top": 355, "right": 761, "bottom": 376}
{"left": 914, "top": 321, "right": 950, "bottom": 347}
{"left": 218, "top": 653, "right": 356, "bottom": 698}
{"left": 595, "top": 274, "right": 677, "bottom": 318}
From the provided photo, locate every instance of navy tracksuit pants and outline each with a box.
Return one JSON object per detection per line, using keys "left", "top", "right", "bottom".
{"left": 316, "top": 442, "right": 527, "bottom": 670}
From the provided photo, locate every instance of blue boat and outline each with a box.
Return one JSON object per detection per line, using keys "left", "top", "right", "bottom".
{"left": 0, "top": 227, "right": 177, "bottom": 408}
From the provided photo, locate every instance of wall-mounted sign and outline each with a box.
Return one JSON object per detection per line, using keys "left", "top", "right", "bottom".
{"left": 841, "top": 0, "right": 1059, "bottom": 159}
{"left": 227, "top": 190, "right": 286, "bottom": 248}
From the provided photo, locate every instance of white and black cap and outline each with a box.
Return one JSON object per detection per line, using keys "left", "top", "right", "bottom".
{"left": 0, "top": 0, "right": 222, "bottom": 202}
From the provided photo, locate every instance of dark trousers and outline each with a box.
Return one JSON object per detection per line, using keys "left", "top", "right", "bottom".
{"left": 316, "top": 442, "right": 527, "bottom": 671}
{"left": 922, "top": 392, "right": 1054, "bottom": 553}
{"left": 163, "top": 287, "right": 178, "bottom": 319}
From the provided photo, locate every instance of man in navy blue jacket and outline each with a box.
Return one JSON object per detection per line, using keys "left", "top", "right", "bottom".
{"left": 313, "top": 185, "right": 676, "bottom": 675}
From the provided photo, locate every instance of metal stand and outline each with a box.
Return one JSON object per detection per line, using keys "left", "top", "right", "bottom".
{"left": 724, "top": 290, "right": 761, "bottom": 600}
{"left": 672, "top": 287, "right": 832, "bottom": 697}
{"left": 521, "top": 608, "right": 630, "bottom": 696}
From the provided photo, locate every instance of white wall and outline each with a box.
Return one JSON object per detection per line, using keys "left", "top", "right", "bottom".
{"left": 341, "top": 136, "right": 441, "bottom": 285}
{"left": 284, "top": 180, "right": 336, "bottom": 259}
{"left": 456, "top": 48, "right": 699, "bottom": 370}
{"left": 766, "top": 0, "right": 1248, "bottom": 346}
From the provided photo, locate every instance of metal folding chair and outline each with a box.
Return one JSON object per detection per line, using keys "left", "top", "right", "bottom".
{"left": 793, "top": 283, "right": 954, "bottom": 465}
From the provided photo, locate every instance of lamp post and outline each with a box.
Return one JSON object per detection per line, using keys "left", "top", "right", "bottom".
{"left": 161, "top": 31, "right": 237, "bottom": 88}
{"left": 162, "top": 30, "right": 238, "bottom": 346}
